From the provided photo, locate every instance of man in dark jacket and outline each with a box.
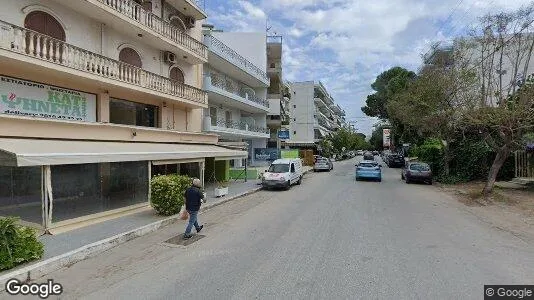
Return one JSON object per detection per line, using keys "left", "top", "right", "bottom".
{"left": 184, "top": 178, "right": 205, "bottom": 239}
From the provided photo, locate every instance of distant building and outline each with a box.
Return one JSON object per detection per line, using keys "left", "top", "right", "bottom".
{"left": 202, "top": 26, "right": 270, "bottom": 167}
{"left": 284, "top": 81, "right": 346, "bottom": 150}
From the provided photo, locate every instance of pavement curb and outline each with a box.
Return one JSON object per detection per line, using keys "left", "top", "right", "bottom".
{"left": 0, "top": 184, "right": 267, "bottom": 291}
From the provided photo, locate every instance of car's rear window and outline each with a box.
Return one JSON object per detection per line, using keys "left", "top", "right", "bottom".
{"left": 410, "top": 164, "right": 430, "bottom": 171}
{"left": 359, "top": 163, "right": 377, "bottom": 168}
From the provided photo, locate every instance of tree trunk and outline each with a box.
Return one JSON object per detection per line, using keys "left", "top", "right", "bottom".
{"left": 482, "top": 145, "right": 511, "bottom": 196}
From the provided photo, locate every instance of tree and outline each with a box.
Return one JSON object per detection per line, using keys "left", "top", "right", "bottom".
{"left": 324, "top": 126, "right": 370, "bottom": 155}
{"left": 461, "top": 5, "right": 534, "bottom": 195}
{"left": 387, "top": 43, "right": 478, "bottom": 176}
{"left": 361, "top": 67, "right": 417, "bottom": 119}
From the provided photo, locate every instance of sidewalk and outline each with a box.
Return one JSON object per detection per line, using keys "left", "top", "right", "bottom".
{"left": 0, "top": 166, "right": 313, "bottom": 289}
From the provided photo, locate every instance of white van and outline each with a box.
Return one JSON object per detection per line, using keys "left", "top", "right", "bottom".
{"left": 262, "top": 158, "right": 303, "bottom": 190}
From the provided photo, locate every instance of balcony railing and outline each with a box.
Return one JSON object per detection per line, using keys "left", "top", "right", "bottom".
{"left": 97, "top": 0, "right": 207, "bottom": 60}
{"left": 0, "top": 21, "right": 207, "bottom": 105}
{"left": 211, "top": 118, "right": 269, "bottom": 134}
{"left": 204, "top": 34, "right": 269, "bottom": 83}
{"left": 210, "top": 73, "right": 269, "bottom": 108}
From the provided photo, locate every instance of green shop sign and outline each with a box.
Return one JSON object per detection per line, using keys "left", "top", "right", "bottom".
{"left": 0, "top": 76, "right": 96, "bottom": 122}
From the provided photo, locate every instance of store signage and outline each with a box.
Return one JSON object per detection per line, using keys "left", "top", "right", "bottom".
{"left": 254, "top": 148, "right": 280, "bottom": 161}
{"left": 0, "top": 76, "right": 97, "bottom": 122}
{"left": 278, "top": 130, "right": 290, "bottom": 139}
{"left": 383, "top": 128, "right": 392, "bottom": 147}
{"left": 281, "top": 149, "right": 299, "bottom": 159}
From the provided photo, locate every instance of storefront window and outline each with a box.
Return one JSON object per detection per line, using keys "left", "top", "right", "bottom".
{"left": 110, "top": 98, "right": 159, "bottom": 128}
{"left": 51, "top": 162, "right": 148, "bottom": 223}
{"left": 0, "top": 166, "right": 42, "bottom": 225}
{"left": 152, "top": 164, "right": 178, "bottom": 177}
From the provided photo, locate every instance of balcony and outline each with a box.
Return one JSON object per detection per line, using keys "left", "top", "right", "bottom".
{"left": 0, "top": 21, "right": 207, "bottom": 107}
{"left": 203, "top": 117, "right": 270, "bottom": 139}
{"left": 314, "top": 98, "right": 335, "bottom": 116}
{"left": 166, "top": 0, "right": 207, "bottom": 20}
{"left": 204, "top": 73, "right": 269, "bottom": 113}
{"left": 331, "top": 104, "right": 345, "bottom": 116}
{"left": 55, "top": 0, "right": 208, "bottom": 64}
{"left": 204, "top": 33, "right": 269, "bottom": 87}
{"left": 267, "top": 61, "right": 282, "bottom": 81}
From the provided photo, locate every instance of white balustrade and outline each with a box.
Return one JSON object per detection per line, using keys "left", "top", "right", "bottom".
{"left": 98, "top": 0, "right": 207, "bottom": 60}
{"left": 0, "top": 20, "right": 207, "bottom": 105}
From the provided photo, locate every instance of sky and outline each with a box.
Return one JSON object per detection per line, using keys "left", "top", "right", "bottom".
{"left": 201, "top": 0, "right": 533, "bottom": 136}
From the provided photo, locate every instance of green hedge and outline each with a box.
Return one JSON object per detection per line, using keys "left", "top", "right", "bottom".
{"left": 0, "top": 217, "right": 44, "bottom": 271}
{"left": 150, "top": 174, "right": 191, "bottom": 216}
{"left": 410, "top": 136, "right": 516, "bottom": 183}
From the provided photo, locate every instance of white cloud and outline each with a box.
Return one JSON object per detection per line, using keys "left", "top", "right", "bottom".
{"left": 208, "top": 0, "right": 534, "bottom": 134}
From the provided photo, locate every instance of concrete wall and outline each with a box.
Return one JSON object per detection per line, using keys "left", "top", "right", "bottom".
{"left": 289, "top": 82, "right": 315, "bottom": 143}
{"left": 212, "top": 32, "right": 267, "bottom": 73}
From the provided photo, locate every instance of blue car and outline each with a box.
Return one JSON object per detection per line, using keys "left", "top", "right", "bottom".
{"left": 356, "top": 160, "right": 382, "bottom": 182}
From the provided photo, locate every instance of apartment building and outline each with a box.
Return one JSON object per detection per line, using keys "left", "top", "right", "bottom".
{"left": 202, "top": 26, "right": 270, "bottom": 167}
{"left": 266, "top": 36, "right": 291, "bottom": 149}
{"left": 0, "top": 0, "right": 246, "bottom": 232}
{"left": 284, "top": 81, "right": 346, "bottom": 149}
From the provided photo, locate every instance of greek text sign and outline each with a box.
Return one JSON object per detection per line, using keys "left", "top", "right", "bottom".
{"left": 0, "top": 76, "right": 97, "bottom": 122}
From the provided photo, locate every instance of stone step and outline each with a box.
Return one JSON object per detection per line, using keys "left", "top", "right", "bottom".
{"left": 511, "top": 177, "right": 534, "bottom": 186}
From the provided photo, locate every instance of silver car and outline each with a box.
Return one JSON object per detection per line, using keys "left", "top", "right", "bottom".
{"left": 313, "top": 157, "right": 333, "bottom": 172}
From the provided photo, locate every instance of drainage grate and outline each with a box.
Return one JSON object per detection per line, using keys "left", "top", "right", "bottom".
{"left": 164, "top": 234, "right": 205, "bottom": 246}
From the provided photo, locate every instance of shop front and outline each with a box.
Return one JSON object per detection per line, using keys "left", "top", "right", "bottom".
{"left": 0, "top": 138, "right": 246, "bottom": 233}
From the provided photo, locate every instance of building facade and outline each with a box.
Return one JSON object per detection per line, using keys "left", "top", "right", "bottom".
{"left": 0, "top": 0, "right": 246, "bottom": 232}
{"left": 285, "top": 81, "right": 346, "bottom": 149}
{"left": 202, "top": 26, "right": 270, "bottom": 167}
{"left": 266, "top": 36, "right": 290, "bottom": 149}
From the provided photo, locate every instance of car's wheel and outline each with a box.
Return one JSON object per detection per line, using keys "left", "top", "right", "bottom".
{"left": 405, "top": 177, "right": 411, "bottom": 184}
{"left": 378, "top": 178, "right": 382, "bottom": 182}
{"left": 355, "top": 177, "right": 360, "bottom": 181}
{"left": 428, "top": 179, "right": 433, "bottom": 185}
{"left": 297, "top": 176, "right": 302, "bottom": 185}
{"left": 401, "top": 173, "right": 405, "bottom": 180}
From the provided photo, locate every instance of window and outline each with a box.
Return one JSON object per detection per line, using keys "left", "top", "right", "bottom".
{"left": 210, "top": 107, "right": 217, "bottom": 126}
{"left": 110, "top": 98, "right": 158, "bottom": 127}
{"left": 268, "top": 164, "right": 289, "bottom": 173}
{"left": 170, "top": 67, "right": 185, "bottom": 83}
{"left": 0, "top": 166, "right": 42, "bottom": 224}
{"left": 119, "top": 47, "right": 142, "bottom": 68}
{"left": 24, "top": 11, "right": 65, "bottom": 41}
{"left": 51, "top": 162, "right": 149, "bottom": 222}
{"left": 293, "top": 131, "right": 297, "bottom": 135}
{"left": 291, "top": 164, "right": 295, "bottom": 173}
{"left": 133, "top": 0, "right": 152, "bottom": 11}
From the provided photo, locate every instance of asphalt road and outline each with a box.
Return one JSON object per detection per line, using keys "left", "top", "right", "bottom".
{"left": 8, "top": 157, "right": 534, "bottom": 299}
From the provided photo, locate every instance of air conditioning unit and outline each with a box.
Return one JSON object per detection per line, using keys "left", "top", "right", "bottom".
{"left": 164, "top": 51, "right": 177, "bottom": 64}
{"left": 185, "top": 16, "right": 196, "bottom": 28}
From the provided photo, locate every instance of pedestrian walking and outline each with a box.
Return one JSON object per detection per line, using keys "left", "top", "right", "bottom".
{"left": 184, "top": 178, "right": 205, "bottom": 239}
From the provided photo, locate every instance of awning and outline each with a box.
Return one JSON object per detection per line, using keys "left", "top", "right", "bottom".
{"left": 0, "top": 138, "right": 247, "bottom": 167}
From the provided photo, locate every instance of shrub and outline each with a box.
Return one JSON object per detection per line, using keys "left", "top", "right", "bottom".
{"left": 150, "top": 174, "right": 192, "bottom": 216}
{"left": 0, "top": 217, "right": 44, "bottom": 271}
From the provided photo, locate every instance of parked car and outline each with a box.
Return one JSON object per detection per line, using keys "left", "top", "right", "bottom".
{"left": 402, "top": 161, "right": 433, "bottom": 184}
{"left": 387, "top": 153, "right": 405, "bottom": 168}
{"left": 314, "top": 156, "right": 333, "bottom": 172}
{"left": 355, "top": 160, "right": 382, "bottom": 182}
{"left": 262, "top": 158, "right": 303, "bottom": 190}
{"left": 372, "top": 150, "right": 379, "bottom": 156}
{"left": 356, "top": 150, "right": 364, "bottom": 156}
{"left": 363, "top": 151, "right": 375, "bottom": 161}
